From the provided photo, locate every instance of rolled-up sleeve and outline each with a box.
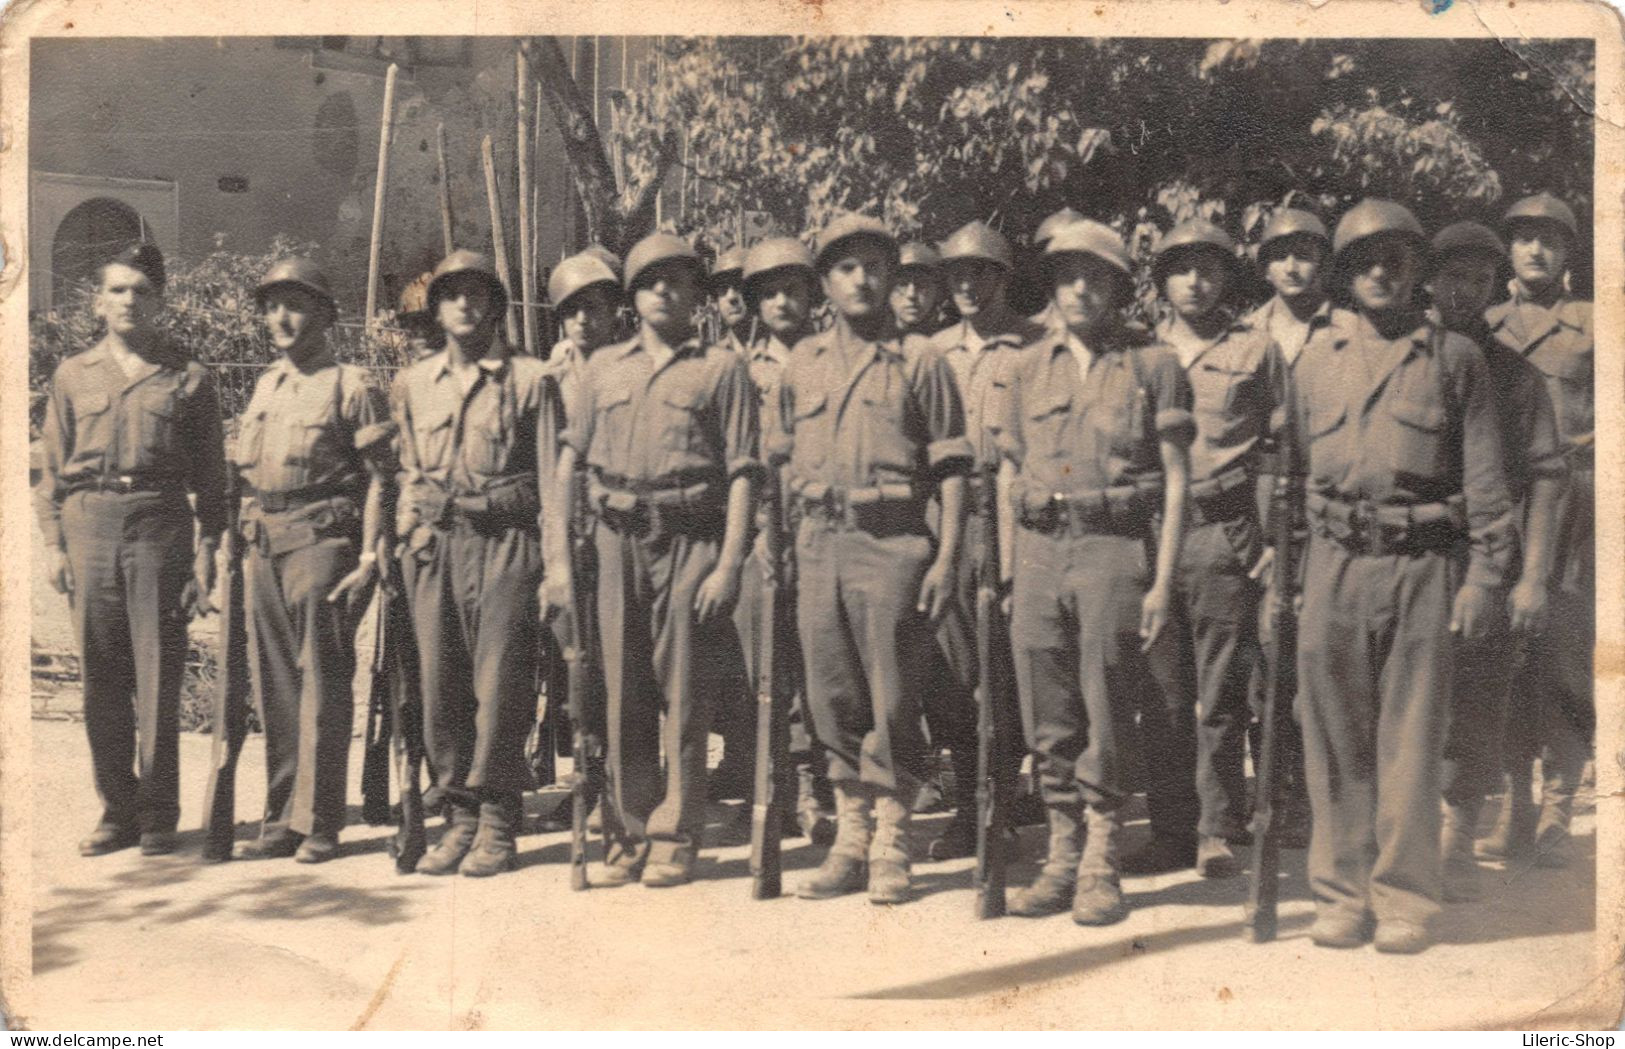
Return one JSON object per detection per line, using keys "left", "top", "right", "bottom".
{"left": 1145, "top": 350, "right": 1196, "bottom": 448}
{"left": 713, "top": 353, "right": 763, "bottom": 484}
{"left": 35, "top": 369, "right": 71, "bottom": 550}
{"left": 915, "top": 350, "right": 973, "bottom": 474}
{"left": 1455, "top": 345, "right": 1516, "bottom": 588}
{"left": 186, "top": 368, "right": 229, "bottom": 542}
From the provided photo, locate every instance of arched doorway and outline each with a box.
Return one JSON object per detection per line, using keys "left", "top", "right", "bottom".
{"left": 51, "top": 197, "right": 145, "bottom": 307}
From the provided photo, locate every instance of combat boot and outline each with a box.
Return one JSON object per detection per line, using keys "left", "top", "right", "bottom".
{"left": 1072, "top": 805, "right": 1128, "bottom": 926}
{"left": 1009, "top": 802, "right": 1082, "bottom": 917}
{"left": 1441, "top": 801, "right": 1482, "bottom": 903}
{"left": 796, "top": 782, "right": 870, "bottom": 899}
{"left": 1477, "top": 770, "right": 1536, "bottom": 861}
{"left": 796, "top": 766, "right": 835, "bottom": 847}
{"left": 461, "top": 796, "right": 520, "bottom": 877}
{"left": 869, "top": 791, "right": 915, "bottom": 905}
{"left": 416, "top": 806, "right": 479, "bottom": 876}
{"left": 927, "top": 745, "right": 979, "bottom": 860}
{"left": 1533, "top": 783, "right": 1576, "bottom": 870}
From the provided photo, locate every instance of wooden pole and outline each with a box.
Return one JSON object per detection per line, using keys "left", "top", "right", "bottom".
{"left": 481, "top": 134, "right": 521, "bottom": 346}
{"left": 516, "top": 48, "right": 537, "bottom": 357}
{"left": 435, "top": 122, "right": 454, "bottom": 256}
{"left": 364, "top": 62, "right": 399, "bottom": 335}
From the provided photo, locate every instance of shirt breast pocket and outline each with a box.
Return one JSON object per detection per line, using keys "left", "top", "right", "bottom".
{"left": 660, "top": 389, "right": 710, "bottom": 458}
{"left": 234, "top": 409, "right": 267, "bottom": 469}
{"left": 789, "top": 390, "right": 831, "bottom": 470}
{"left": 593, "top": 388, "right": 634, "bottom": 459}
{"left": 1387, "top": 397, "right": 1446, "bottom": 478}
{"left": 73, "top": 391, "right": 113, "bottom": 463}
{"left": 1533, "top": 343, "right": 1593, "bottom": 441}
{"left": 1027, "top": 391, "right": 1074, "bottom": 460}
{"left": 468, "top": 418, "right": 511, "bottom": 475}
{"left": 1099, "top": 386, "right": 1144, "bottom": 459}
{"left": 132, "top": 384, "right": 180, "bottom": 461}
{"left": 415, "top": 410, "right": 456, "bottom": 470}
{"left": 860, "top": 392, "right": 917, "bottom": 474}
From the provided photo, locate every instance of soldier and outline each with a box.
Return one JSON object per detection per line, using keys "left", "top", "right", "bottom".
{"left": 1481, "top": 192, "right": 1593, "bottom": 869}
{"left": 1026, "top": 206, "right": 1086, "bottom": 327}
{"left": 393, "top": 250, "right": 561, "bottom": 877}
{"left": 775, "top": 214, "right": 970, "bottom": 905}
{"left": 710, "top": 245, "right": 753, "bottom": 357}
{"left": 1428, "top": 222, "right": 1566, "bottom": 901}
{"left": 1126, "top": 220, "right": 1282, "bottom": 879}
{"left": 231, "top": 259, "right": 393, "bottom": 863}
{"left": 890, "top": 242, "right": 947, "bottom": 336}
{"left": 37, "top": 242, "right": 227, "bottom": 857}
{"left": 993, "top": 220, "right": 1193, "bottom": 925}
{"left": 922, "top": 220, "right": 1048, "bottom": 861}
{"left": 1291, "top": 200, "right": 1512, "bottom": 953}
{"left": 545, "top": 233, "right": 760, "bottom": 888}
{"left": 398, "top": 272, "right": 441, "bottom": 360}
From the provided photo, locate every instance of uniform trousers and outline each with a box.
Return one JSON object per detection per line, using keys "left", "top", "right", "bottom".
{"left": 245, "top": 520, "right": 362, "bottom": 838}
{"left": 1442, "top": 597, "right": 1513, "bottom": 807}
{"left": 62, "top": 490, "right": 191, "bottom": 833}
{"left": 735, "top": 533, "right": 817, "bottom": 760}
{"left": 1296, "top": 533, "right": 1456, "bottom": 928}
{"left": 403, "top": 520, "right": 540, "bottom": 813}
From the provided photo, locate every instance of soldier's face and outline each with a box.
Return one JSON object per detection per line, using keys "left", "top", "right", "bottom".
{"left": 262, "top": 286, "right": 331, "bottom": 359}
{"left": 437, "top": 277, "right": 496, "bottom": 340}
{"left": 1263, "top": 236, "right": 1326, "bottom": 300}
{"left": 1428, "top": 254, "right": 1500, "bottom": 329}
{"left": 635, "top": 262, "right": 702, "bottom": 331}
{"left": 561, "top": 285, "right": 619, "bottom": 351}
{"left": 714, "top": 279, "right": 749, "bottom": 328}
{"left": 1050, "top": 254, "right": 1121, "bottom": 333}
{"left": 1509, "top": 223, "right": 1570, "bottom": 290}
{"left": 822, "top": 243, "right": 892, "bottom": 320}
{"left": 889, "top": 271, "right": 942, "bottom": 329}
{"left": 1347, "top": 236, "right": 1421, "bottom": 314}
{"left": 1162, "top": 250, "right": 1229, "bottom": 319}
{"left": 755, "top": 271, "right": 813, "bottom": 337}
{"left": 95, "top": 263, "right": 159, "bottom": 337}
{"left": 945, "top": 259, "right": 1006, "bottom": 318}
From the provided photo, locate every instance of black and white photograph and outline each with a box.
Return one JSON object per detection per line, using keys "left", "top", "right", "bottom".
{"left": 2, "top": 0, "right": 1620, "bottom": 1032}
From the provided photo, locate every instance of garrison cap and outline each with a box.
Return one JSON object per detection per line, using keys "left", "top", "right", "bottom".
{"left": 549, "top": 252, "right": 623, "bottom": 312}
{"left": 813, "top": 213, "right": 899, "bottom": 273}
{"left": 427, "top": 250, "right": 509, "bottom": 314}
{"left": 1258, "top": 208, "right": 1330, "bottom": 254}
{"left": 1034, "top": 206, "right": 1085, "bottom": 248}
{"left": 1431, "top": 221, "right": 1506, "bottom": 265}
{"left": 624, "top": 233, "right": 705, "bottom": 292}
{"left": 255, "top": 257, "right": 336, "bottom": 314}
{"left": 939, "top": 220, "right": 1014, "bottom": 271}
{"left": 1331, "top": 199, "right": 1426, "bottom": 258}
{"left": 1502, "top": 192, "right": 1579, "bottom": 241}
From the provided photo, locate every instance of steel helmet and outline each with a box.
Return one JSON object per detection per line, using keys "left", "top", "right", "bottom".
{"left": 710, "top": 245, "right": 747, "bottom": 282}
{"left": 1430, "top": 221, "right": 1506, "bottom": 265}
{"left": 896, "top": 242, "right": 944, "bottom": 276}
{"left": 1034, "top": 206, "right": 1085, "bottom": 248}
{"left": 426, "top": 250, "right": 509, "bottom": 315}
{"left": 1151, "top": 219, "right": 1239, "bottom": 286}
{"left": 623, "top": 233, "right": 705, "bottom": 292}
{"left": 1502, "top": 192, "right": 1578, "bottom": 241}
{"left": 939, "top": 220, "right": 1014, "bottom": 271}
{"left": 1043, "top": 219, "right": 1133, "bottom": 277}
{"left": 1331, "top": 199, "right": 1426, "bottom": 258}
{"left": 581, "top": 243, "right": 625, "bottom": 282}
{"left": 1258, "top": 208, "right": 1330, "bottom": 257}
{"left": 548, "top": 252, "right": 622, "bottom": 312}
{"left": 742, "top": 237, "right": 817, "bottom": 309}
{"left": 255, "top": 257, "right": 337, "bottom": 315}
{"left": 813, "top": 212, "right": 898, "bottom": 273}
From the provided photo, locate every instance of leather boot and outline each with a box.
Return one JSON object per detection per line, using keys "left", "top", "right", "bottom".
{"left": 462, "top": 796, "right": 520, "bottom": 877}
{"left": 869, "top": 791, "right": 914, "bottom": 905}
{"left": 1073, "top": 806, "right": 1128, "bottom": 926}
{"left": 796, "top": 782, "right": 871, "bottom": 899}
{"left": 1534, "top": 781, "right": 1575, "bottom": 870}
{"left": 928, "top": 745, "right": 979, "bottom": 860}
{"left": 1009, "top": 803, "right": 1082, "bottom": 917}
{"left": 1441, "top": 800, "right": 1482, "bottom": 902}
{"left": 1477, "top": 769, "right": 1536, "bottom": 861}
{"left": 417, "top": 806, "right": 479, "bottom": 875}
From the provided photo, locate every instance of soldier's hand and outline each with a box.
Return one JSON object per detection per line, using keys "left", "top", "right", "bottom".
{"left": 1140, "top": 585, "right": 1171, "bottom": 652}
{"left": 190, "top": 540, "right": 219, "bottom": 617}
{"left": 694, "top": 563, "right": 741, "bottom": 622}
{"left": 1248, "top": 547, "right": 1275, "bottom": 582}
{"left": 1450, "top": 582, "right": 1494, "bottom": 641}
{"left": 540, "top": 573, "right": 573, "bottom": 625}
{"left": 916, "top": 558, "right": 952, "bottom": 622}
{"left": 46, "top": 546, "right": 74, "bottom": 598}
{"left": 326, "top": 554, "right": 378, "bottom": 614}
{"left": 1508, "top": 576, "right": 1550, "bottom": 637}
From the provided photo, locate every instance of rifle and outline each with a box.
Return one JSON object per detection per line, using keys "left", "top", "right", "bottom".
{"left": 201, "top": 469, "right": 250, "bottom": 862}
{"left": 972, "top": 462, "right": 1008, "bottom": 919}
{"left": 382, "top": 543, "right": 427, "bottom": 873}
{"left": 561, "top": 466, "right": 597, "bottom": 891}
{"left": 360, "top": 582, "right": 394, "bottom": 826}
{"left": 748, "top": 466, "right": 793, "bottom": 900}
{"left": 1246, "top": 392, "right": 1300, "bottom": 942}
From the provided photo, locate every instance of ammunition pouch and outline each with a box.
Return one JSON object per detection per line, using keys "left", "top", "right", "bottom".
{"left": 413, "top": 475, "right": 541, "bottom": 536}
{"left": 791, "top": 478, "right": 926, "bottom": 536}
{"left": 1016, "top": 481, "right": 1155, "bottom": 539}
{"left": 1306, "top": 490, "right": 1466, "bottom": 558}
{"left": 242, "top": 494, "right": 360, "bottom": 557}
{"left": 590, "top": 469, "right": 724, "bottom": 541}
{"left": 1185, "top": 467, "right": 1255, "bottom": 529}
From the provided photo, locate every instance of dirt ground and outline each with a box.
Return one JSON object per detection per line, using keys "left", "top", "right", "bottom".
{"left": 18, "top": 712, "right": 1611, "bottom": 1031}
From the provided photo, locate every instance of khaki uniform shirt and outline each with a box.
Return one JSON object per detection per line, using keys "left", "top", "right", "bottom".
{"left": 36, "top": 337, "right": 228, "bottom": 548}
{"left": 234, "top": 356, "right": 391, "bottom": 496}
{"left": 1161, "top": 318, "right": 1284, "bottom": 483}
{"left": 1243, "top": 296, "right": 1335, "bottom": 370}
{"left": 1485, "top": 291, "right": 1592, "bottom": 461}
{"left": 1453, "top": 319, "right": 1566, "bottom": 511}
{"left": 930, "top": 314, "right": 1049, "bottom": 470}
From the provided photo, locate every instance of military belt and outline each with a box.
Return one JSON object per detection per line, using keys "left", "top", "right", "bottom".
{"left": 249, "top": 480, "right": 360, "bottom": 514}
{"left": 1185, "top": 467, "right": 1254, "bottom": 529}
{"left": 1017, "top": 483, "right": 1153, "bottom": 539}
{"left": 417, "top": 475, "right": 541, "bottom": 533}
{"left": 1306, "top": 490, "right": 1466, "bottom": 558}
{"left": 590, "top": 473, "right": 723, "bottom": 541}
{"left": 72, "top": 474, "right": 185, "bottom": 497}
{"left": 792, "top": 479, "right": 926, "bottom": 535}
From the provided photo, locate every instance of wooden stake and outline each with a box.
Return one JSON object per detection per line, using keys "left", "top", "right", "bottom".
{"left": 435, "top": 122, "right": 454, "bottom": 256}
{"left": 516, "top": 48, "right": 537, "bottom": 357}
{"left": 481, "top": 134, "right": 521, "bottom": 346}
{"left": 363, "top": 62, "right": 399, "bottom": 335}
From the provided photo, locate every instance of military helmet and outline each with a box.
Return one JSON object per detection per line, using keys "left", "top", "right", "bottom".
{"left": 426, "top": 249, "right": 509, "bottom": 315}
{"left": 1043, "top": 219, "right": 1133, "bottom": 276}
{"left": 1331, "top": 199, "right": 1426, "bottom": 258}
{"left": 939, "top": 220, "right": 1014, "bottom": 272}
{"left": 548, "top": 252, "right": 622, "bottom": 313}
{"left": 255, "top": 257, "right": 337, "bottom": 315}
{"left": 710, "top": 245, "right": 748, "bottom": 282}
{"left": 813, "top": 212, "right": 899, "bottom": 273}
{"left": 742, "top": 237, "right": 817, "bottom": 309}
{"left": 1151, "top": 219, "right": 1239, "bottom": 287}
{"left": 1431, "top": 221, "right": 1506, "bottom": 266}
{"left": 581, "top": 243, "right": 625, "bottom": 282}
{"left": 896, "top": 241, "right": 944, "bottom": 276}
{"left": 1502, "top": 192, "right": 1578, "bottom": 241}
{"left": 1258, "top": 208, "right": 1330, "bottom": 257}
{"left": 1034, "top": 206, "right": 1085, "bottom": 248}
{"left": 623, "top": 233, "right": 705, "bottom": 292}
